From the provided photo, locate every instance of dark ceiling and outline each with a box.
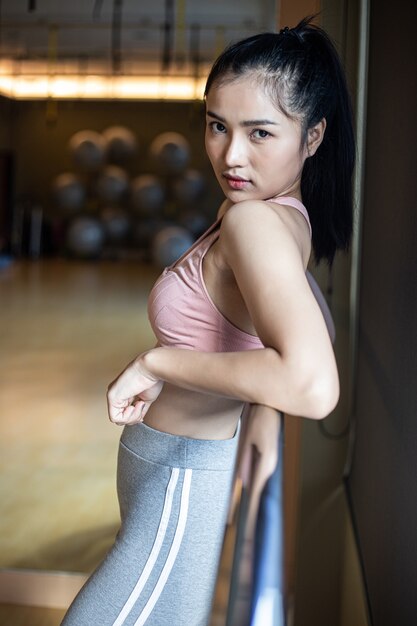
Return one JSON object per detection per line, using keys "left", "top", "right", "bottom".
{"left": 0, "top": 0, "right": 277, "bottom": 76}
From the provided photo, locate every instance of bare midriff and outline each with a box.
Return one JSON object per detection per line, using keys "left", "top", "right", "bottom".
{"left": 143, "top": 383, "right": 244, "bottom": 440}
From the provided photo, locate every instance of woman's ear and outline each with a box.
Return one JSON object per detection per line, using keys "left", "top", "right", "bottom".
{"left": 307, "top": 118, "right": 327, "bottom": 157}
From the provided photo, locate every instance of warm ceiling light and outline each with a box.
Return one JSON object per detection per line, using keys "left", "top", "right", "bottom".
{"left": 0, "top": 72, "right": 206, "bottom": 101}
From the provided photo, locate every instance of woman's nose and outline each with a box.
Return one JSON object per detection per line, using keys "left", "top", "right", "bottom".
{"left": 224, "top": 135, "right": 246, "bottom": 167}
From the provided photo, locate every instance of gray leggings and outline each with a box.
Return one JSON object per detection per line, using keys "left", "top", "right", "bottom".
{"left": 61, "top": 421, "right": 239, "bottom": 626}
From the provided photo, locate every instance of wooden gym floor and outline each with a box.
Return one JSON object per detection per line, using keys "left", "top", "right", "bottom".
{"left": 0, "top": 258, "right": 159, "bottom": 623}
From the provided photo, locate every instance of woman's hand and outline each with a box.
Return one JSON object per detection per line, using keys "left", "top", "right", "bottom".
{"left": 226, "top": 404, "right": 282, "bottom": 598}
{"left": 237, "top": 404, "right": 281, "bottom": 538}
{"left": 107, "top": 352, "right": 164, "bottom": 425}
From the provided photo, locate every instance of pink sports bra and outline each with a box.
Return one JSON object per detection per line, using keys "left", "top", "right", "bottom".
{"left": 147, "top": 196, "right": 311, "bottom": 352}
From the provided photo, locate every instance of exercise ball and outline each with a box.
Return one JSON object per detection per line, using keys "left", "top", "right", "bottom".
{"left": 52, "top": 172, "right": 86, "bottom": 212}
{"left": 152, "top": 226, "right": 194, "bottom": 267}
{"left": 101, "top": 207, "right": 131, "bottom": 244}
{"left": 173, "top": 170, "right": 205, "bottom": 205}
{"left": 96, "top": 166, "right": 129, "bottom": 205}
{"left": 69, "top": 130, "right": 105, "bottom": 173}
{"left": 150, "top": 132, "right": 190, "bottom": 175}
{"left": 103, "top": 126, "right": 138, "bottom": 164}
{"left": 66, "top": 216, "right": 105, "bottom": 259}
{"left": 131, "top": 175, "right": 165, "bottom": 216}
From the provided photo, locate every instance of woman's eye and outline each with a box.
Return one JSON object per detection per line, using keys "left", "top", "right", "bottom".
{"left": 209, "top": 121, "right": 226, "bottom": 134}
{"left": 252, "top": 129, "right": 270, "bottom": 139}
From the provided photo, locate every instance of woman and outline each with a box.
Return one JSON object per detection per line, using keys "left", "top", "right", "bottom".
{"left": 62, "top": 17, "right": 354, "bottom": 626}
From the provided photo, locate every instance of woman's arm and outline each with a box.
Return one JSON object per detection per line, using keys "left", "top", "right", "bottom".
{"left": 107, "top": 201, "right": 339, "bottom": 424}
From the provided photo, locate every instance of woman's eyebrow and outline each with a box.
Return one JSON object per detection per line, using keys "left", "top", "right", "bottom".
{"left": 206, "top": 110, "right": 279, "bottom": 126}
{"left": 241, "top": 119, "right": 280, "bottom": 127}
{"left": 206, "top": 110, "right": 227, "bottom": 122}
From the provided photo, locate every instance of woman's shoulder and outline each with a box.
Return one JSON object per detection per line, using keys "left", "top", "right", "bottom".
{"left": 219, "top": 198, "right": 311, "bottom": 268}
{"left": 220, "top": 198, "right": 308, "bottom": 238}
{"left": 221, "top": 198, "right": 281, "bottom": 224}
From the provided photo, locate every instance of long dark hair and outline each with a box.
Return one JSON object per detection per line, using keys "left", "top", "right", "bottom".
{"left": 204, "top": 17, "right": 355, "bottom": 265}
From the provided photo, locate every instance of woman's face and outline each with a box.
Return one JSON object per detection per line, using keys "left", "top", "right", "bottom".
{"left": 205, "top": 74, "right": 308, "bottom": 203}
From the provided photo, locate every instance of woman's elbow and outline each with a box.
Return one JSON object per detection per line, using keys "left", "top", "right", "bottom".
{"left": 259, "top": 349, "right": 340, "bottom": 420}
{"left": 303, "top": 372, "right": 340, "bottom": 420}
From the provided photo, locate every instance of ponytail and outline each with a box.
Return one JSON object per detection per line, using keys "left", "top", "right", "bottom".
{"left": 297, "top": 19, "right": 355, "bottom": 264}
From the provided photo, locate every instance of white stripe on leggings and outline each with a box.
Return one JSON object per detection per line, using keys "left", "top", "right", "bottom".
{"left": 112, "top": 467, "right": 180, "bottom": 626}
{"left": 134, "top": 468, "right": 193, "bottom": 626}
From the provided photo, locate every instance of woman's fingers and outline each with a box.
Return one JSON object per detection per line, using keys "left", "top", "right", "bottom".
{"left": 254, "top": 443, "right": 279, "bottom": 489}
{"left": 106, "top": 355, "right": 164, "bottom": 425}
{"left": 109, "top": 400, "right": 150, "bottom": 426}
{"left": 108, "top": 382, "right": 164, "bottom": 424}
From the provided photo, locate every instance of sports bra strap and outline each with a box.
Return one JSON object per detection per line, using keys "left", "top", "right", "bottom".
{"left": 168, "top": 216, "right": 221, "bottom": 270}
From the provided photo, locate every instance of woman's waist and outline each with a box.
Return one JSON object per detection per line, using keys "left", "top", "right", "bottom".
{"left": 143, "top": 383, "right": 244, "bottom": 439}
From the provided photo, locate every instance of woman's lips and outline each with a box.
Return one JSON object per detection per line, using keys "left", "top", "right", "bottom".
{"left": 223, "top": 174, "right": 250, "bottom": 190}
